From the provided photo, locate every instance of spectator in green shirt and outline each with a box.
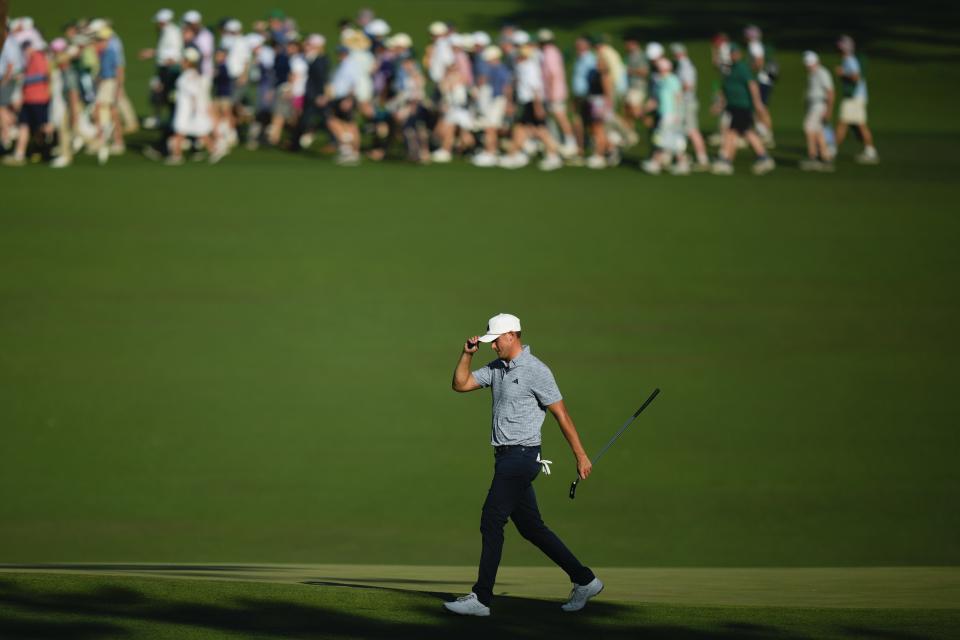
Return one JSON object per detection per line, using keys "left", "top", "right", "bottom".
{"left": 712, "top": 44, "right": 774, "bottom": 175}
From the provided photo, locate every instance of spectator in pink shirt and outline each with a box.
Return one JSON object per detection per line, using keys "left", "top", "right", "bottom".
{"left": 537, "top": 29, "right": 577, "bottom": 158}
{"left": 4, "top": 40, "right": 53, "bottom": 166}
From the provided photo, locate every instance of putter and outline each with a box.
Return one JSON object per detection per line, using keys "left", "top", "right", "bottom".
{"left": 569, "top": 388, "right": 660, "bottom": 499}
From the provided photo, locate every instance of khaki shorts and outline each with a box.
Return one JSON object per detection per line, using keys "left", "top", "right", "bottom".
{"left": 839, "top": 97, "right": 867, "bottom": 125}
{"left": 804, "top": 101, "right": 827, "bottom": 134}
{"left": 96, "top": 78, "right": 118, "bottom": 105}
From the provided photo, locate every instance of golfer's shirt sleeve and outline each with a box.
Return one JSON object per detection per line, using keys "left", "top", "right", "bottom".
{"left": 471, "top": 363, "right": 494, "bottom": 388}
{"left": 530, "top": 364, "right": 562, "bottom": 407}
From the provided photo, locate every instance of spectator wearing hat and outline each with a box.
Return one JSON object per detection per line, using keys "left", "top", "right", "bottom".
{"left": 92, "top": 26, "right": 120, "bottom": 165}
{"left": 426, "top": 21, "right": 454, "bottom": 88}
{"left": 835, "top": 35, "right": 878, "bottom": 164}
{"left": 538, "top": 29, "right": 577, "bottom": 158}
{"left": 295, "top": 34, "right": 329, "bottom": 150}
{"left": 328, "top": 44, "right": 360, "bottom": 165}
{"left": 138, "top": 9, "right": 182, "bottom": 130}
{"left": 217, "top": 20, "right": 248, "bottom": 149}
{"left": 711, "top": 43, "right": 774, "bottom": 175}
{"left": 3, "top": 39, "right": 52, "bottom": 166}
{"left": 671, "top": 42, "right": 709, "bottom": 170}
{"left": 800, "top": 50, "right": 835, "bottom": 171}
{"left": 182, "top": 10, "right": 215, "bottom": 81}
{"left": 744, "top": 25, "right": 776, "bottom": 147}
{"left": 641, "top": 57, "right": 689, "bottom": 175}
{"left": 472, "top": 45, "right": 512, "bottom": 167}
{"left": 168, "top": 48, "right": 221, "bottom": 165}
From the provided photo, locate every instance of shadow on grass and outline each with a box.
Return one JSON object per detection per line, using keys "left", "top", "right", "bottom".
{"left": 0, "top": 578, "right": 942, "bottom": 640}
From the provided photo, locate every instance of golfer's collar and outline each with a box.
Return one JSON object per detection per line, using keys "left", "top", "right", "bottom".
{"left": 501, "top": 345, "right": 531, "bottom": 370}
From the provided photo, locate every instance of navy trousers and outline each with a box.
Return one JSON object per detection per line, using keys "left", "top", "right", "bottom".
{"left": 472, "top": 445, "right": 594, "bottom": 605}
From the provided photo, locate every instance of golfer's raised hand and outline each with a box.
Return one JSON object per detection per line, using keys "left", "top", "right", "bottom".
{"left": 577, "top": 454, "right": 592, "bottom": 480}
{"left": 464, "top": 336, "right": 480, "bottom": 354}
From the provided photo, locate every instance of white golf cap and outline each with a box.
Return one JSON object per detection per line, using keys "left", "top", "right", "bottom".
{"left": 183, "top": 10, "right": 202, "bottom": 24}
{"left": 645, "top": 41, "right": 664, "bottom": 60}
{"left": 478, "top": 313, "right": 522, "bottom": 343}
{"left": 460, "top": 33, "right": 476, "bottom": 49}
{"left": 306, "top": 33, "right": 326, "bottom": 47}
{"left": 429, "top": 21, "right": 448, "bottom": 36}
{"left": 537, "top": 28, "right": 554, "bottom": 42}
{"left": 449, "top": 32, "right": 464, "bottom": 47}
{"left": 367, "top": 18, "right": 390, "bottom": 37}
{"left": 183, "top": 47, "right": 201, "bottom": 63}
{"left": 225, "top": 19, "right": 242, "bottom": 32}
{"left": 154, "top": 8, "right": 174, "bottom": 23}
{"left": 512, "top": 29, "right": 530, "bottom": 45}
{"left": 670, "top": 42, "right": 687, "bottom": 56}
{"left": 803, "top": 50, "right": 819, "bottom": 66}
{"left": 87, "top": 18, "right": 107, "bottom": 33}
{"left": 473, "top": 31, "right": 491, "bottom": 47}
{"left": 481, "top": 44, "right": 502, "bottom": 61}
{"left": 246, "top": 33, "right": 265, "bottom": 49}
{"left": 748, "top": 40, "right": 764, "bottom": 59}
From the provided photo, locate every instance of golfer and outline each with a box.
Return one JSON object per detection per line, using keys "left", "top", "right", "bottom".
{"left": 444, "top": 313, "right": 603, "bottom": 616}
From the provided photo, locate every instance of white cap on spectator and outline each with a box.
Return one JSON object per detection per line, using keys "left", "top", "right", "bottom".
{"left": 803, "top": 50, "right": 819, "bottom": 66}
{"left": 645, "top": 41, "right": 664, "bottom": 60}
{"left": 154, "top": 8, "right": 174, "bottom": 23}
{"left": 748, "top": 41, "right": 764, "bottom": 59}
{"left": 391, "top": 32, "right": 412, "bottom": 49}
{"left": 429, "top": 21, "right": 448, "bottom": 37}
{"left": 20, "top": 16, "right": 34, "bottom": 30}
{"left": 88, "top": 18, "right": 107, "bottom": 33}
{"left": 670, "top": 42, "right": 687, "bottom": 56}
{"left": 537, "top": 28, "right": 554, "bottom": 42}
{"left": 183, "top": 10, "right": 202, "bottom": 24}
{"left": 481, "top": 45, "right": 502, "bottom": 61}
{"left": 306, "top": 33, "right": 326, "bottom": 48}
{"left": 460, "top": 33, "right": 476, "bottom": 49}
{"left": 183, "top": 47, "right": 201, "bottom": 63}
{"left": 367, "top": 18, "right": 390, "bottom": 37}
{"left": 512, "top": 29, "right": 530, "bottom": 45}
{"left": 225, "top": 19, "right": 242, "bottom": 32}
{"left": 449, "top": 32, "right": 463, "bottom": 47}
{"left": 473, "top": 31, "right": 491, "bottom": 47}
{"left": 246, "top": 33, "right": 265, "bottom": 49}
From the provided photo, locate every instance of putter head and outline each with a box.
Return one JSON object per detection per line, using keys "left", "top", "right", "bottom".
{"left": 569, "top": 477, "right": 579, "bottom": 499}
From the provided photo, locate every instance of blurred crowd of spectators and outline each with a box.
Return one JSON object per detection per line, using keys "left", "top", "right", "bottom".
{"left": 0, "top": 8, "right": 879, "bottom": 172}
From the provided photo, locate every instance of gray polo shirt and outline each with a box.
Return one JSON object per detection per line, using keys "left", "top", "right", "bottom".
{"left": 471, "top": 345, "right": 563, "bottom": 446}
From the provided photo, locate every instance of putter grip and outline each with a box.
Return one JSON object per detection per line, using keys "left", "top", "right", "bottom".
{"left": 569, "top": 477, "right": 579, "bottom": 499}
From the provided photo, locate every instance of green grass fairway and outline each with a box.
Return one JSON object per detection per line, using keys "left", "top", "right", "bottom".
{"left": 1, "top": 571, "right": 959, "bottom": 639}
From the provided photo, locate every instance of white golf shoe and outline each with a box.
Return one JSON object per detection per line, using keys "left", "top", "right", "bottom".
{"left": 561, "top": 577, "right": 604, "bottom": 612}
{"left": 443, "top": 592, "right": 491, "bottom": 617}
